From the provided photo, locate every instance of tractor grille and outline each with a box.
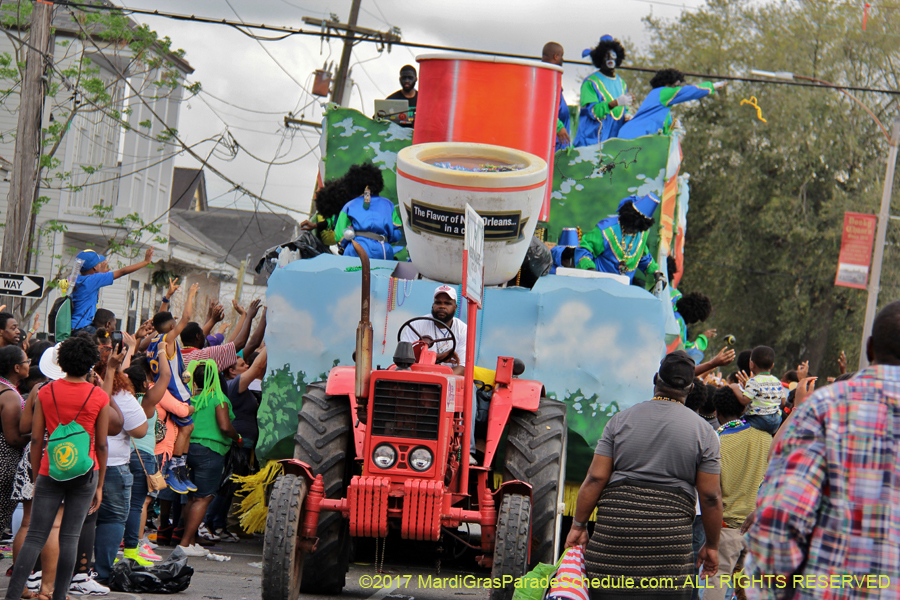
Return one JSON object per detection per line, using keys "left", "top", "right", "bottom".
{"left": 371, "top": 380, "right": 442, "bottom": 441}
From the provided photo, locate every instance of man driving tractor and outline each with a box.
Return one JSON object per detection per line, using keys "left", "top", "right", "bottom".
{"left": 400, "top": 284, "right": 477, "bottom": 465}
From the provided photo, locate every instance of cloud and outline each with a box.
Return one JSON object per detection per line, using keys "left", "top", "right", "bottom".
{"left": 266, "top": 293, "right": 324, "bottom": 357}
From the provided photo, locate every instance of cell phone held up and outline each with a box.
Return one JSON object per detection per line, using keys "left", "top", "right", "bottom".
{"left": 110, "top": 330, "right": 124, "bottom": 352}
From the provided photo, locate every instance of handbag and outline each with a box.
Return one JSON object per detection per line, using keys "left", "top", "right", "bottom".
{"left": 154, "top": 413, "right": 167, "bottom": 445}
{"left": 132, "top": 440, "right": 166, "bottom": 492}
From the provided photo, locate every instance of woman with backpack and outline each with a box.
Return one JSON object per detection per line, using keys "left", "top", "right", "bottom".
{"left": 5, "top": 335, "right": 110, "bottom": 600}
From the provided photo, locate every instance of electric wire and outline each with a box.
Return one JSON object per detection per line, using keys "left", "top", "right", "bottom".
{"left": 43, "top": 1, "right": 900, "bottom": 95}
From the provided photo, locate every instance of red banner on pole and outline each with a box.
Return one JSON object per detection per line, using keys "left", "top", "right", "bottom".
{"left": 835, "top": 212, "right": 877, "bottom": 289}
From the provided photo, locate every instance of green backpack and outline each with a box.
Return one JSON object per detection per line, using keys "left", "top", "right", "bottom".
{"left": 47, "top": 383, "right": 96, "bottom": 481}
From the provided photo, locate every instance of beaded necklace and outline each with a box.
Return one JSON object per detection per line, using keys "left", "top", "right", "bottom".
{"left": 0, "top": 376, "right": 23, "bottom": 409}
{"left": 652, "top": 396, "right": 681, "bottom": 404}
{"left": 716, "top": 418, "right": 746, "bottom": 436}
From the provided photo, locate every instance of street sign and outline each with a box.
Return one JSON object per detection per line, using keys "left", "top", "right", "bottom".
{"left": 0, "top": 273, "right": 45, "bottom": 298}
{"left": 462, "top": 204, "right": 484, "bottom": 308}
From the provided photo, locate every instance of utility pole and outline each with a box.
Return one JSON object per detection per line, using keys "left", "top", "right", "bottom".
{"left": 858, "top": 116, "right": 900, "bottom": 370}
{"left": 302, "top": 3, "right": 400, "bottom": 107}
{"left": 331, "top": 0, "right": 361, "bottom": 106}
{"left": 2, "top": 2, "right": 54, "bottom": 282}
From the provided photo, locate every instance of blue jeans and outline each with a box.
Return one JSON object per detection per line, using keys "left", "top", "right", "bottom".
{"left": 187, "top": 443, "right": 226, "bottom": 499}
{"left": 745, "top": 412, "right": 781, "bottom": 435}
{"left": 93, "top": 465, "right": 133, "bottom": 579}
{"left": 123, "top": 449, "right": 157, "bottom": 548}
{"left": 691, "top": 515, "right": 706, "bottom": 600}
{"left": 4, "top": 472, "right": 97, "bottom": 600}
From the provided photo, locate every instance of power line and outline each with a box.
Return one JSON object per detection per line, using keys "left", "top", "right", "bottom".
{"left": 60, "top": 9, "right": 311, "bottom": 219}
{"left": 44, "top": 1, "right": 900, "bottom": 96}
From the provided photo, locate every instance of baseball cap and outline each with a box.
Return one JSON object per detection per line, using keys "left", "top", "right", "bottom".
{"left": 77, "top": 249, "right": 106, "bottom": 272}
{"left": 206, "top": 333, "right": 224, "bottom": 347}
{"left": 657, "top": 350, "right": 695, "bottom": 390}
{"left": 433, "top": 285, "right": 457, "bottom": 302}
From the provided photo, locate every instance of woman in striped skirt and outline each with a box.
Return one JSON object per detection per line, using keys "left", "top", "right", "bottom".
{"left": 565, "top": 351, "right": 724, "bottom": 600}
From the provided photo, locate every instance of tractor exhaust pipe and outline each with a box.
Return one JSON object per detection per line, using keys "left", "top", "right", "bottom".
{"left": 352, "top": 240, "right": 373, "bottom": 423}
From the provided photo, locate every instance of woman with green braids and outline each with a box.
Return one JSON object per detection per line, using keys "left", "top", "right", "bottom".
{"left": 177, "top": 359, "right": 240, "bottom": 558}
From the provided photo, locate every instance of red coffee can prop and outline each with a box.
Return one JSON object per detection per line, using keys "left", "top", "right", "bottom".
{"left": 413, "top": 54, "right": 562, "bottom": 222}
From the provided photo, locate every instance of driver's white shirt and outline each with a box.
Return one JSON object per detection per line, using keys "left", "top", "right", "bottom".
{"left": 400, "top": 315, "right": 467, "bottom": 366}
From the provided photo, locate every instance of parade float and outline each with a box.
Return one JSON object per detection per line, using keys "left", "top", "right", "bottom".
{"left": 254, "top": 53, "right": 690, "bottom": 525}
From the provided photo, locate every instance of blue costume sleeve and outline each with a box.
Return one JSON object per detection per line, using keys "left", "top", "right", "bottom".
{"left": 660, "top": 83, "right": 713, "bottom": 107}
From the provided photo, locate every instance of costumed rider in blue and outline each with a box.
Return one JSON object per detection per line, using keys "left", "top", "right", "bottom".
{"left": 619, "top": 68, "right": 727, "bottom": 140}
{"left": 541, "top": 41, "right": 571, "bottom": 150}
{"left": 335, "top": 163, "right": 403, "bottom": 260}
{"left": 576, "top": 193, "right": 666, "bottom": 288}
{"left": 573, "top": 35, "right": 634, "bottom": 147}
{"left": 550, "top": 227, "right": 593, "bottom": 273}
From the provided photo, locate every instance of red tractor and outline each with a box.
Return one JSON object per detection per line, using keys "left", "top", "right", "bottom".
{"left": 261, "top": 244, "right": 567, "bottom": 600}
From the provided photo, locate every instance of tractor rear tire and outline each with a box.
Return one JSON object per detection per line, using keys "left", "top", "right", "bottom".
{"left": 502, "top": 397, "right": 567, "bottom": 565}
{"left": 490, "top": 493, "right": 532, "bottom": 600}
{"left": 293, "top": 382, "right": 353, "bottom": 595}
{"left": 262, "top": 473, "right": 307, "bottom": 600}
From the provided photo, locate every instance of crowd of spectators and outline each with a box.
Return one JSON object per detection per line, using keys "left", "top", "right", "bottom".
{"left": 0, "top": 273, "right": 265, "bottom": 599}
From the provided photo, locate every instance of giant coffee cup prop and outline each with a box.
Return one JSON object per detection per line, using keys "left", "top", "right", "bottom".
{"left": 397, "top": 142, "right": 548, "bottom": 286}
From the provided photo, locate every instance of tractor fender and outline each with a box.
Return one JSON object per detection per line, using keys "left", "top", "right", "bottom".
{"left": 482, "top": 379, "right": 545, "bottom": 468}
{"left": 325, "top": 366, "right": 357, "bottom": 396}
{"left": 278, "top": 458, "right": 317, "bottom": 483}
{"left": 322, "top": 367, "right": 367, "bottom": 460}
{"left": 492, "top": 480, "right": 533, "bottom": 512}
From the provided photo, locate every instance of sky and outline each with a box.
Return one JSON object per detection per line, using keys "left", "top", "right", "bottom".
{"left": 124, "top": 0, "right": 707, "bottom": 222}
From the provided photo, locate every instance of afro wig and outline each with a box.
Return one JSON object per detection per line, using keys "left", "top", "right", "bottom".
{"left": 342, "top": 162, "right": 385, "bottom": 199}
{"left": 589, "top": 38, "right": 625, "bottom": 74}
{"left": 314, "top": 178, "right": 350, "bottom": 219}
{"left": 649, "top": 68, "right": 685, "bottom": 89}
{"left": 667, "top": 255, "right": 678, "bottom": 282}
{"left": 676, "top": 292, "right": 712, "bottom": 324}
{"left": 617, "top": 201, "right": 655, "bottom": 234}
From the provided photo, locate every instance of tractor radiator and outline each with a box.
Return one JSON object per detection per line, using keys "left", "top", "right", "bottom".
{"left": 371, "top": 380, "right": 442, "bottom": 441}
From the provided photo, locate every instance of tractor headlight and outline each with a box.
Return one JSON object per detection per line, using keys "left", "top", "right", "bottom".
{"left": 409, "top": 447, "right": 433, "bottom": 472}
{"left": 372, "top": 444, "right": 397, "bottom": 469}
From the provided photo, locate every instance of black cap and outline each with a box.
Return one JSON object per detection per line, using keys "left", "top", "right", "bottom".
{"left": 657, "top": 350, "right": 696, "bottom": 390}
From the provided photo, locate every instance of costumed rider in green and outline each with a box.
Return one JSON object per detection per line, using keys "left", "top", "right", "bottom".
{"left": 674, "top": 292, "right": 717, "bottom": 364}
{"left": 300, "top": 177, "right": 349, "bottom": 248}
{"left": 573, "top": 35, "right": 633, "bottom": 147}
{"left": 577, "top": 193, "right": 666, "bottom": 288}
{"left": 335, "top": 163, "right": 403, "bottom": 260}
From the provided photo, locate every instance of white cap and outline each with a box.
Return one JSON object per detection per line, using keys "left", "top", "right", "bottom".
{"left": 433, "top": 285, "right": 457, "bottom": 302}
{"left": 39, "top": 343, "right": 66, "bottom": 380}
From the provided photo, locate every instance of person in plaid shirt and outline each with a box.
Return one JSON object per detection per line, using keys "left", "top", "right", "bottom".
{"left": 746, "top": 300, "right": 900, "bottom": 599}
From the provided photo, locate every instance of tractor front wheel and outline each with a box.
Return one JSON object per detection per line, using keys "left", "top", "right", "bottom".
{"left": 490, "top": 493, "right": 532, "bottom": 600}
{"left": 262, "top": 473, "right": 307, "bottom": 600}
{"left": 294, "top": 382, "right": 353, "bottom": 594}
{"left": 503, "top": 397, "right": 567, "bottom": 565}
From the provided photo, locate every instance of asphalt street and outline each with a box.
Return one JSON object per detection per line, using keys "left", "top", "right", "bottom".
{"left": 0, "top": 534, "right": 494, "bottom": 600}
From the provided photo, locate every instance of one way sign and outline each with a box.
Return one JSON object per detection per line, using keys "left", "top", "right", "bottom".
{"left": 0, "top": 273, "right": 45, "bottom": 298}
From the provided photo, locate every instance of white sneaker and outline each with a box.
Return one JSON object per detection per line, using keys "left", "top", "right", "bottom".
{"left": 69, "top": 572, "right": 110, "bottom": 596}
{"left": 26, "top": 571, "right": 41, "bottom": 591}
{"left": 178, "top": 543, "right": 209, "bottom": 557}
{"left": 214, "top": 527, "right": 240, "bottom": 543}
{"left": 198, "top": 524, "right": 220, "bottom": 542}
{"left": 469, "top": 454, "right": 478, "bottom": 465}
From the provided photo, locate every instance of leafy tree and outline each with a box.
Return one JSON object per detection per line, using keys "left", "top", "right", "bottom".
{"left": 638, "top": 0, "right": 900, "bottom": 375}
{"left": 0, "top": 1, "right": 199, "bottom": 320}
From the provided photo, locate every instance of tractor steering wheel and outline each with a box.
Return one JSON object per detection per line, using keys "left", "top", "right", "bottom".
{"left": 397, "top": 317, "right": 457, "bottom": 364}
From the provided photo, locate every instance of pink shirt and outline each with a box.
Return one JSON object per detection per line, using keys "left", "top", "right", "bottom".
{"left": 153, "top": 388, "right": 191, "bottom": 461}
